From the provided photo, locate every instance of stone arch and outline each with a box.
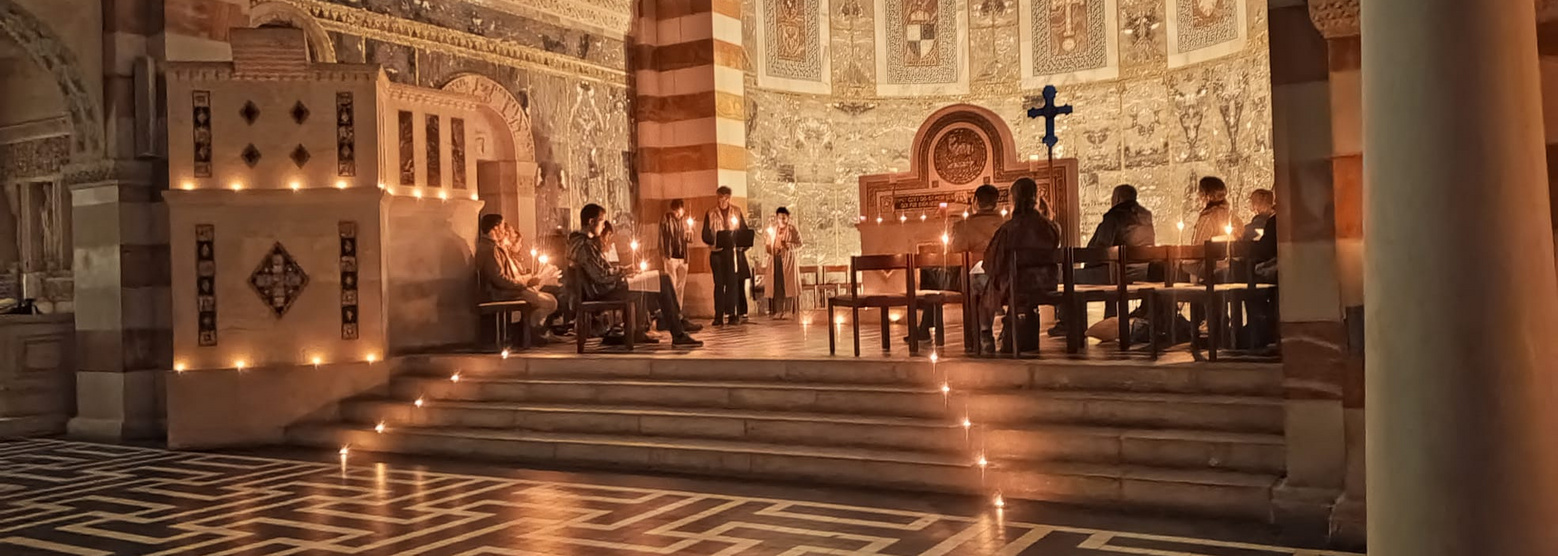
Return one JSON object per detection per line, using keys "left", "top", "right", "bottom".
{"left": 440, "top": 73, "right": 541, "bottom": 239}
{"left": 0, "top": 0, "right": 105, "bottom": 157}
{"left": 249, "top": 1, "right": 338, "bottom": 63}
{"left": 439, "top": 73, "right": 536, "bottom": 162}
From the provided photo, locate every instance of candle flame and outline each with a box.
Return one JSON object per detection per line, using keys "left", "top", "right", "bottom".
{"left": 335, "top": 180, "right": 348, "bottom": 190}
{"left": 450, "top": 373, "right": 461, "bottom": 382}
{"left": 501, "top": 348, "right": 511, "bottom": 359}
{"left": 962, "top": 418, "right": 972, "bottom": 428}
{"left": 899, "top": 215, "right": 907, "bottom": 223}
{"left": 630, "top": 239, "right": 639, "bottom": 251}
{"left": 339, "top": 446, "right": 350, "bottom": 456}
{"left": 289, "top": 181, "right": 302, "bottom": 191}
{"left": 414, "top": 397, "right": 424, "bottom": 408}
{"left": 1176, "top": 220, "right": 1185, "bottom": 231}
{"left": 941, "top": 383, "right": 950, "bottom": 393}
{"left": 174, "top": 362, "right": 187, "bottom": 373}
{"left": 538, "top": 254, "right": 549, "bottom": 265}
{"left": 638, "top": 260, "right": 648, "bottom": 271}
{"left": 311, "top": 357, "right": 322, "bottom": 366}
{"left": 375, "top": 422, "right": 386, "bottom": 433}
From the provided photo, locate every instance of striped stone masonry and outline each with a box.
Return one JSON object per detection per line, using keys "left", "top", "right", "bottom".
{"left": 633, "top": 0, "right": 748, "bottom": 316}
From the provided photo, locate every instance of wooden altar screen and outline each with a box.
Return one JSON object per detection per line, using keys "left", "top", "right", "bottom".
{"left": 857, "top": 104, "right": 1080, "bottom": 258}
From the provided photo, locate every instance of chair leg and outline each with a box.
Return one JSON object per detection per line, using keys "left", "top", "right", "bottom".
{"left": 878, "top": 307, "right": 890, "bottom": 351}
{"left": 934, "top": 304, "right": 946, "bottom": 348}
{"left": 852, "top": 307, "right": 861, "bottom": 357}
{"left": 625, "top": 304, "right": 636, "bottom": 352}
{"left": 576, "top": 308, "right": 587, "bottom": 354}
{"left": 494, "top": 313, "right": 507, "bottom": 352}
{"left": 827, "top": 302, "right": 837, "bottom": 355}
{"left": 1206, "top": 297, "right": 1220, "bottom": 362}
{"left": 1118, "top": 298, "right": 1132, "bottom": 352}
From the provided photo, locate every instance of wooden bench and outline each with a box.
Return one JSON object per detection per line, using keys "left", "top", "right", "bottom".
{"left": 477, "top": 300, "right": 532, "bottom": 352}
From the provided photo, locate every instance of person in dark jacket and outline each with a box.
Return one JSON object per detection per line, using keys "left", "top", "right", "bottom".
{"left": 701, "top": 186, "right": 750, "bottom": 326}
{"left": 982, "top": 178, "right": 1061, "bottom": 353}
{"left": 1243, "top": 188, "right": 1276, "bottom": 242}
{"left": 1053, "top": 184, "right": 1157, "bottom": 336}
{"left": 568, "top": 204, "right": 702, "bottom": 347}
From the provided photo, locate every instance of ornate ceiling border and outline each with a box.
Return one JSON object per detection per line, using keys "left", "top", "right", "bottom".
{"left": 1307, "top": 0, "right": 1358, "bottom": 39}
{"left": 264, "top": 0, "right": 627, "bottom": 87}
{"left": 466, "top": 0, "right": 633, "bottom": 39}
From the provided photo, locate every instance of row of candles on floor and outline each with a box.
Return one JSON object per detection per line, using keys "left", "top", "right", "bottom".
{"left": 178, "top": 178, "right": 483, "bottom": 202}
{"left": 334, "top": 349, "right": 1006, "bottom": 510}
{"left": 173, "top": 346, "right": 527, "bottom": 374}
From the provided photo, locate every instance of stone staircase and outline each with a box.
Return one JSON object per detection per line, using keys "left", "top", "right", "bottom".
{"left": 288, "top": 355, "right": 1285, "bottom": 519}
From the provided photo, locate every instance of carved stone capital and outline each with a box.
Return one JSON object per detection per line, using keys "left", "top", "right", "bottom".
{"left": 1308, "top": 0, "right": 1360, "bottom": 39}
{"left": 62, "top": 159, "right": 156, "bottom": 189}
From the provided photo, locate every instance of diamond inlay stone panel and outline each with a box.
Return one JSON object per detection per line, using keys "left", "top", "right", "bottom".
{"left": 291, "top": 101, "right": 311, "bottom": 124}
{"left": 240, "top": 101, "right": 261, "bottom": 125}
{"left": 248, "top": 243, "right": 309, "bottom": 318}
{"left": 291, "top": 145, "right": 311, "bottom": 168}
{"left": 241, "top": 144, "right": 262, "bottom": 168}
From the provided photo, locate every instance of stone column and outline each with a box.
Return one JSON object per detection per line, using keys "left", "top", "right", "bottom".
{"left": 1363, "top": 0, "right": 1558, "bottom": 553}
{"left": 633, "top": 0, "right": 748, "bottom": 318}
{"left": 1266, "top": 3, "right": 1349, "bottom": 534}
{"left": 1539, "top": 7, "right": 1558, "bottom": 270}
{"left": 65, "top": 159, "right": 169, "bottom": 440}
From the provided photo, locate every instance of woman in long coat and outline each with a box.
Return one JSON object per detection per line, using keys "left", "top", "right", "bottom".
{"left": 762, "top": 207, "right": 804, "bottom": 319}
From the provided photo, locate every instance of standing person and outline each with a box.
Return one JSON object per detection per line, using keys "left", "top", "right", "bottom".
{"left": 476, "top": 214, "right": 559, "bottom": 345}
{"left": 569, "top": 204, "right": 703, "bottom": 347}
{"left": 701, "top": 186, "right": 749, "bottom": 326}
{"left": 763, "top": 207, "right": 804, "bottom": 319}
{"left": 659, "top": 199, "right": 702, "bottom": 332}
{"left": 982, "top": 178, "right": 1061, "bottom": 353}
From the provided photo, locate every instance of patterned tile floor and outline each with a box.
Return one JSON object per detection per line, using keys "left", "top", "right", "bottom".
{"left": 0, "top": 439, "right": 1355, "bottom": 555}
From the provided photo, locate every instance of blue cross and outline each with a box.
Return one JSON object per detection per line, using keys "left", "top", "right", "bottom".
{"left": 1026, "top": 85, "right": 1072, "bottom": 150}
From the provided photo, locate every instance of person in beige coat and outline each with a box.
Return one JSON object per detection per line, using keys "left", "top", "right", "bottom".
{"left": 762, "top": 207, "right": 804, "bottom": 319}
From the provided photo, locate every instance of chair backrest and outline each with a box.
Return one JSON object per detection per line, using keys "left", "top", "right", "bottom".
{"left": 1066, "top": 246, "right": 1120, "bottom": 289}
{"left": 912, "top": 252, "right": 960, "bottom": 270}
{"left": 848, "top": 254, "right": 913, "bottom": 299}
{"left": 1203, "top": 240, "right": 1260, "bottom": 288}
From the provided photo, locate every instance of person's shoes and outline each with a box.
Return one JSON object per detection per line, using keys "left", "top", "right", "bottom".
{"left": 1047, "top": 324, "right": 1068, "bottom": 338}
{"left": 601, "top": 334, "right": 625, "bottom": 346}
{"left": 726, "top": 317, "right": 740, "bottom": 326}
{"left": 672, "top": 334, "right": 704, "bottom": 347}
{"left": 681, "top": 319, "right": 704, "bottom": 332}
{"left": 655, "top": 318, "right": 669, "bottom": 332}
{"left": 634, "top": 332, "right": 661, "bottom": 344}
{"left": 739, "top": 315, "right": 751, "bottom": 325}
{"left": 711, "top": 318, "right": 725, "bottom": 327}
{"left": 979, "top": 332, "right": 997, "bottom": 354}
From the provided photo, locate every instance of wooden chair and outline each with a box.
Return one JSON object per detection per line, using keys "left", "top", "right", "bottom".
{"left": 1003, "top": 246, "right": 1067, "bottom": 358}
{"left": 798, "top": 264, "right": 824, "bottom": 309}
{"left": 828, "top": 254, "right": 918, "bottom": 357}
{"left": 478, "top": 300, "right": 533, "bottom": 351}
{"left": 960, "top": 250, "right": 988, "bottom": 355}
{"left": 565, "top": 266, "right": 635, "bottom": 354}
{"left": 1134, "top": 244, "right": 1214, "bottom": 359}
{"left": 912, "top": 252, "right": 965, "bottom": 349}
{"left": 1203, "top": 240, "right": 1280, "bottom": 359}
{"left": 819, "top": 264, "right": 852, "bottom": 299}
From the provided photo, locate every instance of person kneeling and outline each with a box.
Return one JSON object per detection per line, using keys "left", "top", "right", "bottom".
{"left": 569, "top": 204, "right": 703, "bottom": 347}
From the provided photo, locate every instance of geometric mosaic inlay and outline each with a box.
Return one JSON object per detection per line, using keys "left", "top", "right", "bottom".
{"left": 248, "top": 242, "right": 309, "bottom": 318}
{"left": 0, "top": 439, "right": 1363, "bottom": 556}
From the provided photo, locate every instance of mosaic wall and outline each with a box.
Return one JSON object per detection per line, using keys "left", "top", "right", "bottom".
{"left": 743, "top": 0, "right": 1273, "bottom": 266}
{"left": 318, "top": 0, "right": 635, "bottom": 237}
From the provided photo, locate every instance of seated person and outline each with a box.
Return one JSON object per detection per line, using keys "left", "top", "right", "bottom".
{"left": 502, "top": 222, "right": 566, "bottom": 331}
{"left": 1243, "top": 188, "right": 1276, "bottom": 242}
{"left": 909, "top": 184, "right": 1005, "bottom": 347}
{"left": 476, "top": 214, "right": 559, "bottom": 344}
{"left": 1185, "top": 176, "right": 1244, "bottom": 282}
{"left": 1053, "top": 184, "right": 1157, "bottom": 336}
{"left": 981, "top": 178, "right": 1061, "bottom": 353}
{"left": 568, "top": 204, "right": 703, "bottom": 347}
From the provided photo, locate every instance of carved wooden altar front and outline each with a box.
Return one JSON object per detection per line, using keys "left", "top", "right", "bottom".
{"left": 856, "top": 104, "right": 1080, "bottom": 256}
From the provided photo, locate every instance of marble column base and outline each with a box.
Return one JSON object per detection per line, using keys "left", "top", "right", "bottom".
{"left": 1329, "top": 492, "right": 1366, "bottom": 549}
{"left": 67, "top": 369, "right": 165, "bottom": 441}
{"left": 1273, "top": 481, "right": 1340, "bottom": 533}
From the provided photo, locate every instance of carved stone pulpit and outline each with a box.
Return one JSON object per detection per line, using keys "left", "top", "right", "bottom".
{"left": 857, "top": 104, "right": 1081, "bottom": 260}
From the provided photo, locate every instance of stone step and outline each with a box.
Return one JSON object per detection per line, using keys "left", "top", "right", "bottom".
{"left": 981, "top": 426, "right": 1284, "bottom": 474}
{"left": 395, "top": 354, "right": 1283, "bottom": 395}
{"left": 338, "top": 399, "right": 1284, "bottom": 473}
{"left": 340, "top": 399, "right": 968, "bottom": 453}
{"left": 992, "top": 462, "right": 1279, "bottom": 519}
{"left": 288, "top": 423, "right": 1278, "bottom": 519}
{"left": 389, "top": 377, "right": 1284, "bottom": 433}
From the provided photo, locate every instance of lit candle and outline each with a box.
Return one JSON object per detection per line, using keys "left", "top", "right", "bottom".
{"left": 962, "top": 210, "right": 969, "bottom": 218}
{"left": 181, "top": 182, "right": 195, "bottom": 191}
{"left": 366, "top": 353, "right": 378, "bottom": 364}
{"left": 638, "top": 260, "right": 648, "bottom": 271}
{"left": 335, "top": 180, "right": 348, "bottom": 190}
{"left": 234, "top": 360, "right": 247, "bottom": 371}
{"left": 899, "top": 215, "right": 907, "bottom": 223}
{"left": 413, "top": 189, "right": 424, "bottom": 199}
{"left": 630, "top": 239, "right": 639, "bottom": 252}
{"left": 339, "top": 446, "right": 350, "bottom": 456}
{"left": 437, "top": 190, "right": 449, "bottom": 201}
{"left": 469, "top": 192, "right": 479, "bottom": 201}
{"left": 289, "top": 181, "right": 302, "bottom": 191}
{"left": 686, "top": 217, "right": 695, "bottom": 228}
{"left": 450, "top": 372, "right": 461, "bottom": 382}
{"left": 1000, "top": 208, "right": 1009, "bottom": 217}
{"left": 375, "top": 422, "right": 386, "bottom": 433}
{"left": 414, "top": 397, "right": 424, "bottom": 408}
{"left": 875, "top": 217, "right": 883, "bottom": 225}
{"left": 174, "top": 362, "right": 187, "bottom": 373}
{"left": 919, "top": 214, "right": 927, "bottom": 222}
{"left": 230, "top": 182, "right": 243, "bottom": 191}
{"left": 538, "top": 254, "right": 549, "bottom": 266}
{"left": 940, "top": 233, "right": 950, "bottom": 245}
{"left": 501, "top": 348, "right": 511, "bottom": 359}
{"left": 311, "top": 356, "right": 322, "bottom": 368}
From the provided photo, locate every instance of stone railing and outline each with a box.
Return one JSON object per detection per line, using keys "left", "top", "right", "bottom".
{"left": 0, "top": 313, "right": 75, "bottom": 437}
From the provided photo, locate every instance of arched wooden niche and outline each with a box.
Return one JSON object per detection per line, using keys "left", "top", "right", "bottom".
{"left": 856, "top": 104, "right": 1080, "bottom": 253}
